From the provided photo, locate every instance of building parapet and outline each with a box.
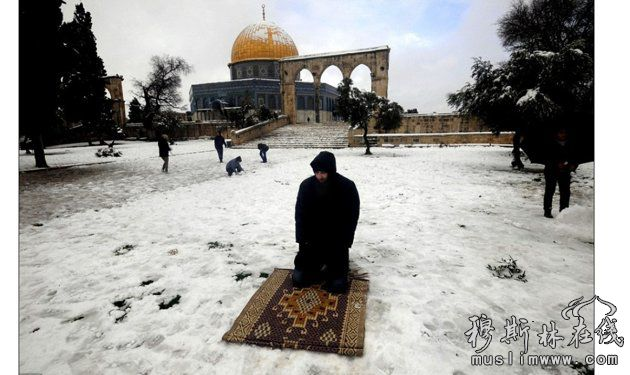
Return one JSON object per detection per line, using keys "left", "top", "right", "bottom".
{"left": 280, "top": 46, "right": 390, "bottom": 61}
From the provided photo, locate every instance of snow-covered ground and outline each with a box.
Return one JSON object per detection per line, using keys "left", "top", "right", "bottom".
{"left": 19, "top": 141, "right": 594, "bottom": 374}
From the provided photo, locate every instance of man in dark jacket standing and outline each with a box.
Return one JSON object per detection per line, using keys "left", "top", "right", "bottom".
{"left": 543, "top": 128, "right": 576, "bottom": 218}
{"left": 157, "top": 134, "right": 171, "bottom": 172}
{"left": 293, "top": 151, "right": 360, "bottom": 294}
{"left": 214, "top": 131, "right": 227, "bottom": 162}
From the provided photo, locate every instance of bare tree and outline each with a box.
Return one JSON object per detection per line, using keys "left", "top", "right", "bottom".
{"left": 133, "top": 55, "right": 192, "bottom": 130}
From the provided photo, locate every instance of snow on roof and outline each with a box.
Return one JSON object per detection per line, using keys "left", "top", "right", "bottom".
{"left": 280, "top": 46, "right": 389, "bottom": 61}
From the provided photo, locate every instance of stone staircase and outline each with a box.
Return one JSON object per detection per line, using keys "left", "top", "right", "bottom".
{"left": 232, "top": 122, "right": 350, "bottom": 149}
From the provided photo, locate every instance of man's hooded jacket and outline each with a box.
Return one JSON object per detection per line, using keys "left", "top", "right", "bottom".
{"left": 295, "top": 152, "right": 360, "bottom": 248}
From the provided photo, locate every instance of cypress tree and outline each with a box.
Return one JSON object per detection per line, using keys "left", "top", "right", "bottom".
{"left": 59, "top": 3, "right": 113, "bottom": 145}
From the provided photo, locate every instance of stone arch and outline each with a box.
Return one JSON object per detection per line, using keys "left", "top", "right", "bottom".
{"left": 298, "top": 67, "right": 314, "bottom": 82}
{"left": 320, "top": 64, "right": 343, "bottom": 87}
{"left": 279, "top": 46, "right": 389, "bottom": 124}
{"left": 349, "top": 63, "right": 372, "bottom": 92}
{"left": 103, "top": 75, "right": 126, "bottom": 126}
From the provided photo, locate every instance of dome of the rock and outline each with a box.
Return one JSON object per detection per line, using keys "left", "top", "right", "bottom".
{"left": 230, "top": 21, "right": 298, "bottom": 64}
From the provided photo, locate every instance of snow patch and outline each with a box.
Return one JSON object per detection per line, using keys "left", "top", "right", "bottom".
{"left": 516, "top": 88, "right": 539, "bottom": 106}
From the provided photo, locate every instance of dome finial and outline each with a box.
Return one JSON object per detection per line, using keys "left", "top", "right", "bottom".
{"left": 262, "top": 4, "right": 266, "bottom": 21}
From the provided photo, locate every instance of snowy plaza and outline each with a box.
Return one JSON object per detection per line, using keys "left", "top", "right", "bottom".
{"left": 19, "top": 141, "right": 594, "bottom": 374}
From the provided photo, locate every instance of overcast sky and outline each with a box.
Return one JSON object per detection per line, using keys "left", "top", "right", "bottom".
{"left": 60, "top": 0, "right": 513, "bottom": 113}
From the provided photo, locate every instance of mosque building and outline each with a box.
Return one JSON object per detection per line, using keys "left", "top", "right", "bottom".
{"left": 189, "top": 11, "right": 339, "bottom": 123}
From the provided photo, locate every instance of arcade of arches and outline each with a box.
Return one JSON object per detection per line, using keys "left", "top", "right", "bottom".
{"left": 279, "top": 46, "right": 390, "bottom": 124}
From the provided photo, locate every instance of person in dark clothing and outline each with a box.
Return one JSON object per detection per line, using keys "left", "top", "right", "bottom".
{"left": 543, "top": 128, "right": 577, "bottom": 218}
{"left": 293, "top": 151, "right": 360, "bottom": 294}
{"left": 214, "top": 131, "right": 227, "bottom": 162}
{"left": 157, "top": 134, "right": 171, "bottom": 172}
{"left": 226, "top": 156, "right": 244, "bottom": 176}
{"left": 257, "top": 143, "right": 269, "bottom": 163}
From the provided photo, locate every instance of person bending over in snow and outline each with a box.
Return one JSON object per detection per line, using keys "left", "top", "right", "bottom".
{"left": 293, "top": 151, "right": 360, "bottom": 294}
{"left": 257, "top": 143, "right": 269, "bottom": 163}
{"left": 226, "top": 156, "right": 244, "bottom": 176}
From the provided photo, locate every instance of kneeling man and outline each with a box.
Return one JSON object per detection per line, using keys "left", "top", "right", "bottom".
{"left": 293, "top": 151, "right": 360, "bottom": 294}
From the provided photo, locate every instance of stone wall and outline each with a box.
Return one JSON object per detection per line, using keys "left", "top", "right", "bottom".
{"left": 348, "top": 132, "right": 513, "bottom": 147}
{"left": 398, "top": 113, "right": 488, "bottom": 133}
{"left": 124, "top": 121, "right": 233, "bottom": 140}
{"left": 230, "top": 115, "right": 289, "bottom": 145}
{"left": 347, "top": 113, "right": 512, "bottom": 147}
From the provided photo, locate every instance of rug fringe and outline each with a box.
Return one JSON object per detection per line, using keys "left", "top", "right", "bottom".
{"left": 349, "top": 266, "right": 369, "bottom": 281}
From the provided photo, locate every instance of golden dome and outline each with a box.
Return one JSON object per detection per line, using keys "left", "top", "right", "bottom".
{"left": 230, "top": 21, "right": 298, "bottom": 64}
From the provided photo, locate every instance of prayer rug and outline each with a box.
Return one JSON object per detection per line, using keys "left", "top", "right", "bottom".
{"left": 222, "top": 268, "right": 369, "bottom": 356}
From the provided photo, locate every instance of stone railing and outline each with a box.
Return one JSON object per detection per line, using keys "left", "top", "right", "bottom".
{"left": 348, "top": 131, "right": 514, "bottom": 147}
{"left": 230, "top": 115, "right": 289, "bottom": 145}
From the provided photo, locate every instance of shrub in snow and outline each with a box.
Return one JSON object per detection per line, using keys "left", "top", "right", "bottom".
{"left": 207, "top": 241, "right": 233, "bottom": 250}
{"left": 487, "top": 256, "right": 527, "bottom": 282}
{"left": 159, "top": 295, "right": 181, "bottom": 310}
{"left": 96, "top": 146, "right": 123, "bottom": 157}
{"left": 113, "top": 244, "right": 134, "bottom": 256}
{"left": 234, "top": 272, "right": 252, "bottom": 281}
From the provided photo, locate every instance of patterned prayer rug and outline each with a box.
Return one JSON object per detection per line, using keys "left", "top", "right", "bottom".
{"left": 222, "top": 268, "right": 369, "bottom": 356}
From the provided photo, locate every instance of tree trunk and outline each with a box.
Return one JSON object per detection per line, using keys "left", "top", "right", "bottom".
{"left": 31, "top": 132, "right": 48, "bottom": 168}
{"left": 362, "top": 125, "right": 372, "bottom": 155}
{"left": 511, "top": 130, "right": 524, "bottom": 169}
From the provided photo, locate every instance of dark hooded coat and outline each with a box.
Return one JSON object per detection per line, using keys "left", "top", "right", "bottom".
{"left": 214, "top": 134, "right": 227, "bottom": 150}
{"left": 257, "top": 143, "right": 269, "bottom": 152}
{"left": 226, "top": 156, "right": 243, "bottom": 173}
{"left": 295, "top": 152, "right": 360, "bottom": 248}
{"left": 158, "top": 137, "right": 171, "bottom": 157}
{"left": 544, "top": 138, "right": 577, "bottom": 172}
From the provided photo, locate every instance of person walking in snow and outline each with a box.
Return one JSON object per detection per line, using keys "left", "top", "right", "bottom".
{"left": 293, "top": 151, "right": 360, "bottom": 294}
{"left": 543, "top": 127, "right": 577, "bottom": 218}
{"left": 226, "top": 156, "right": 244, "bottom": 176}
{"left": 157, "top": 134, "right": 171, "bottom": 173}
{"left": 257, "top": 143, "right": 269, "bottom": 163}
{"left": 214, "top": 131, "right": 227, "bottom": 163}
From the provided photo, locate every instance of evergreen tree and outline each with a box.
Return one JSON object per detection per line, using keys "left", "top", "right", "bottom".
{"left": 59, "top": 3, "right": 113, "bottom": 145}
{"left": 257, "top": 105, "right": 272, "bottom": 122}
{"left": 336, "top": 78, "right": 403, "bottom": 155}
{"left": 128, "top": 97, "right": 144, "bottom": 123}
{"left": 154, "top": 110, "right": 183, "bottom": 137}
{"left": 19, "top": 0, "right": 66, "bottom": 167}
{"left": 448, "top": 0, "right": 593, "bottom": 168}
